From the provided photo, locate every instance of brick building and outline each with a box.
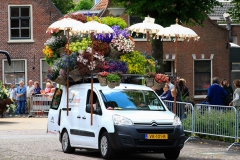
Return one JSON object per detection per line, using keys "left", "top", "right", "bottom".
{"left": 0, "top": 0, "right": 62, "bottom": 88}
{"left": 92, "top": 0, "right": 240, "bottom": 102}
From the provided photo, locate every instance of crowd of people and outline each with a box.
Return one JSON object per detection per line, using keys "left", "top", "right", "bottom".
{"left": 7, "top": 79, "right": 55, "bottom": 118}
{"left": 152, "top": 75, "right": 240, "bottom": 110}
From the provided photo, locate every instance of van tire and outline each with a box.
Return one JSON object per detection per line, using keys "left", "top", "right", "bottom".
{"left": 99, "top": 132, "right": 115, "bottom": 159}
{"left": 164, "top": 151, "right": 180, "bottom": 160}
{"left": 61, "top": 130, "right": 75, "bottom": 153}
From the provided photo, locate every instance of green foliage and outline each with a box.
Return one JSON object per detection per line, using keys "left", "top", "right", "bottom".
{"left": 113, "top": 0, "right": 222, "bottom": 27}
{"left": 120, "top": 51, "right": 146, "bottom": 74}
{"left": 5, "top": 104, "right": 17, "bottom": 115}
{"left": 70, "top": 0, "right": 93, "bottom": 12}
{"left": 106, "top": 73, "right": 121, "bottom": 82}
{"left": 0, "top": 81, "right": 9, "bottom": 100}
{"left": 102, "top": 16, "right": 127, "bottom": 29}
{"left": 227, "top": 0, "right": 240, "bottom": 22}
{"left": 51, "top": 0, "right": 75, "bottom": 14}
{"left": 182, "top": 108, "right": 239, "bottom": 143}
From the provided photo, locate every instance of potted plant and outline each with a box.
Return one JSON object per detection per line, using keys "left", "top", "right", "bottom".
{"left": 106, "top": 73, "right": 121, "bottom": 89}
{"left": 0, "top": 81, "right": 13, "bottom": 117}
{"left": 154, "top": 73, "right": 168, "bottom": 90}
{"left": 97, "top": 71, "right": 109, "bottom": 86}
{"left": 145, "top": 72, "right": 156, "bottom": 87}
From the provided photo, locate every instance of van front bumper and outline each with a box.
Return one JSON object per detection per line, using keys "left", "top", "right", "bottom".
{"left": 109, "top": 125, "right": 185, "bottom": 152}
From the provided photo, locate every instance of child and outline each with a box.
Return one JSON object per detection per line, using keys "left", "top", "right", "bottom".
{"left": 44, "top": 82, "right": 52, "bottom": 94}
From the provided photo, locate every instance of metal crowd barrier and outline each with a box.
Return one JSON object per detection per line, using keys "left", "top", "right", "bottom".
{"left": 195, "top": 104, "right": 239, "bottom": 151}
{"left": 163, "top": 100, "right": 240, "bottom": 150}
{"left": 163, "top": 100, "right": 195, "bottom": 143}
{"left": 30, "top": 94, "right": 53, "bottom": 117}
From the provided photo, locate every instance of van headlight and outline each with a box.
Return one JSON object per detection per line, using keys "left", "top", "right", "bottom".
{"left": 173, "top": 115, "right": 182, "bottom": 126}
{"left": 112, "top": 114, "right": 133, "bottom": 125}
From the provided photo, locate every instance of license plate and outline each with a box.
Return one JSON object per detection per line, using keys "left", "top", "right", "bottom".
{"left": 145, "top": 134, "right": 168, "bottom": 139}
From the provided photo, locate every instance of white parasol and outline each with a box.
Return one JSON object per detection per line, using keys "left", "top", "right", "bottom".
{"left": 156, "top": 18, "right": 200, "bottom": 114}
{"left": 128, "top": 16, "right": 163, "bottom": 53}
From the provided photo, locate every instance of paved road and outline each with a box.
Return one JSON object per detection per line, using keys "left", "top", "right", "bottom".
{"left": 0, "top": 118, "right": 240, "bottom": 160}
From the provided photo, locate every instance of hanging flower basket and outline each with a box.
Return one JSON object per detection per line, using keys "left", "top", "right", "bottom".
{"left": 107, "top": 81, "right": 117, "bottom": 89}
{"left": 154, "top": 79, "right": 165, "bottom": 90}
{"left": 109, "top": 45, "right": 122, "bottom": 59}
{"left": 97, "top": 76, "right": 107, "bottom": 86}
{"left": 145, "top": 77, "right": 154, "bottom": 87}
{"left": 69, "top": 67, "right": 82, "bottom": 82}
{"left": 58, "top": 47, "right": 66, "bottom": 57}
{"left": 54, "top": 76, "right": 67, "bottom": 85}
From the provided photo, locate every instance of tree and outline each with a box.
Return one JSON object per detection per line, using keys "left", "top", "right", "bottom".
{"left": 51, "top": 0, "right": 75, "bottom": 14}
{"left": 71, "top": 0, "right": 93, "bottom": 12}
{"left": 113, "top": 0, "right": 221, "bottom": 72}
{"left": 227, "top": 0, "right": 240, "bottom": 22}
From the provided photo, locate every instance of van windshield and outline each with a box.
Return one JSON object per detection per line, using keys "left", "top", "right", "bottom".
{"left": 100, "top": 89, "right": 166, "bottom": 111}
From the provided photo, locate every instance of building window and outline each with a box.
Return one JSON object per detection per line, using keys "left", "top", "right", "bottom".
{"left": 231, "top": 63, "right": 240, "bottom": 89}
{"left": 8, "top": 5, "right": 34, "bottom": 43}
{"left": 163, "top": 60, "right": 174, "bottom": 76}
{"left": 2, "top": 59, "right": 27, "bottom": 87}
{"left": 194, "top": 60, "right": 212, "bottom": 96}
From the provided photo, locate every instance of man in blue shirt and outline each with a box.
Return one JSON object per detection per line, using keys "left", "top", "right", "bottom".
{"left": 207, "top": 77, "right": 228, "bottom": 105}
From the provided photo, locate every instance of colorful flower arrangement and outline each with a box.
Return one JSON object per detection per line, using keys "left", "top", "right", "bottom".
{"left": 155, "top": 73, "right": 168, "bottom": 83}
{"left": 44, "top": 36, "right": 66, "bottom": 51}
{"left": 65, "top": 13, "right": 87, "bottom": 23}
{"left": 110, "top": 34, "right": 135, "bottom": 53}
{"left": 76, "top": 48, "right": 104, "bottom": 76}
{"left": 98, "top": 71, "right": 109, "bottom": 77}
{"left": 86, "top": 16, "right": 102, "bottom": 23}
{"left": 120, "top": 51, "right": 146, "bottom": 74}
{"left": 42, "top": 46, "right": 54, "bottom": 58}
{"left": 54, "top": 52, "right": 78, "bottom": 71}
{"left": 92, "top": 40, "right": 110, "bottom": 55}
{"left": 103, "top": 60, "right": 128, "bottom": 73}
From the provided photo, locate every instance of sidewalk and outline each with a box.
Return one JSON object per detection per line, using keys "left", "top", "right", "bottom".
{"left": 0, "top": 117, "right": 48, "bottom": 130}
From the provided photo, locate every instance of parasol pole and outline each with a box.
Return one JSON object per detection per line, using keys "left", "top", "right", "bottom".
{"left": 173, "top": 35, "right": 178, "bottom": 114}
{"left": 67, "top": 28, "right": 70, "bottom": 116}
{"left": 90, "top": 31, "right": 94, "bottom": 126}
{"left": 173, "top": 18, "right": 179, "bottom": 115}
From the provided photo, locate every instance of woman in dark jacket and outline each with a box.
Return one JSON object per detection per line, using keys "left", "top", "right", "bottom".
{"left": 32, "top": 81, "right": 41, "bottom": 95}
{"left": 221, "top": 78, "right": 233, "bottom": 106}
{"left": 159, "top": 84, "right": 173, "bottom": 100}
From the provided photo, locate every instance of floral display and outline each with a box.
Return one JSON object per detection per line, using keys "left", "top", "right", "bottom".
{"left": 155, "top": 73, "right": 168, "bottom": 83}
{"left": 43, "top": 15, "right": 163, "bottom": 86}
{"left": 110, "top": 34, "right": 135, "bottom": 53}
{"left": 120, "top": 51, "right": 146, "bottom": 74}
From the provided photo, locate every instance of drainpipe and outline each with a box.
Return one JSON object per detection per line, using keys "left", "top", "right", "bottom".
{"left": 223, "top": 12, "right": 232, "bottom": 42}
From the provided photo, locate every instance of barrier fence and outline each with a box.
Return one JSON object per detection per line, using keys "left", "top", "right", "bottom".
{"left": 163, "top": 100, "right": 240, "bottom": 151}
{"left": 30, "top": 94, "right": 52, "bottom": 117}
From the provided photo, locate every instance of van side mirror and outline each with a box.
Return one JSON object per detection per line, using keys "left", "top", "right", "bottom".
{"left": 86, "top": 104, "right": 102, "bottom": 115}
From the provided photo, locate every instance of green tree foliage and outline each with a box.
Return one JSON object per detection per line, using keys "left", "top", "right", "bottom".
{"left": 71, "top": 0, "right": 93, "bottom": 12}
{"left": 113, "top": 0, "right": 222, "bottom": 72}
{"left": 227, "top": 0, "right": 240, "bottom": 22}
{"left": 51, "top": 0, "right": 75, "bottom": 14}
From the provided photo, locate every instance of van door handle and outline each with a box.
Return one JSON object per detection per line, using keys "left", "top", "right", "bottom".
{"left": 82, "top": 116, "right": 86, "bottom": 119}
{"left": 77, "top": 116, "right": 81, "bottom": 118}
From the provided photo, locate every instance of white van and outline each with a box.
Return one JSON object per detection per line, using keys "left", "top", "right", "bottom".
{"left": 47, "top": 83, "right": 185, "bottom": 160}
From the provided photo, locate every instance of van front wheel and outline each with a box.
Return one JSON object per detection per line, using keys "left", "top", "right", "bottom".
{"left": 61, "top": 130, "right": 75, "bottom": 153}
{"left": 99, "top": 132, "right": 115, "bottom": 159}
